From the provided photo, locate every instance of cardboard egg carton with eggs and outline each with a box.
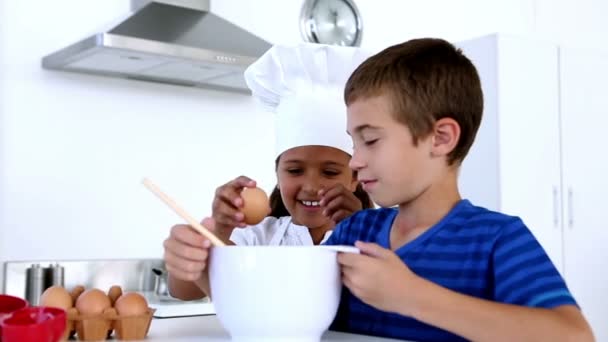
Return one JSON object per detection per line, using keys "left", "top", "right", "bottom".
{"left": 40, "top": 285, "right": 154, "bottom": 341}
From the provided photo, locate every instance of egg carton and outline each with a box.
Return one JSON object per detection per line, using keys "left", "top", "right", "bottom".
{"left": 66, "top": 307, "right": 155, "bottom": 341}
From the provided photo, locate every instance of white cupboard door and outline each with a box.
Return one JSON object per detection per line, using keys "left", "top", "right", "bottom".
{"left": 458, "top": 34, "right": 563, "bottom": 273}
{"left": 560, "top": 48, "right": 608, "bottom": 341}
{"left": 457, "top": 34, "right": 501, "bottom": 212}
{"left": 495, "top": 36, "right": 563, "bottom": 274}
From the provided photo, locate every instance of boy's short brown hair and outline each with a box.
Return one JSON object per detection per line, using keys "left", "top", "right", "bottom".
{"left": 344, "top": 38, "right": 483, "bottom": 165}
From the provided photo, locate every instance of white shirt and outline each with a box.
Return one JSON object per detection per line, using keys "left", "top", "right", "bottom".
{"left": 229, "top": 216, "right": 333, "bottom": 246}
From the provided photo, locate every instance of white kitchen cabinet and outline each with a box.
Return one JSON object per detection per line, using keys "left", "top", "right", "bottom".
{"left": 457, "top": 34, "right": 564, "bottom": 272}
{"left": 559, "top": 48, "right": 608, "bottom": 341}
{"left": 456, "top": 34, "right": 608, "bottom": 340}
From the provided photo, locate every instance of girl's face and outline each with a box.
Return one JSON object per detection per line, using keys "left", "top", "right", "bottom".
{"left": 276, "top": 145, "right": 357, "bottom": 230}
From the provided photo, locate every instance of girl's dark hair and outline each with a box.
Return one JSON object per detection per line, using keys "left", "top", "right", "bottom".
{"left": 268, "top": 156, "right": 374, "bottom": 218}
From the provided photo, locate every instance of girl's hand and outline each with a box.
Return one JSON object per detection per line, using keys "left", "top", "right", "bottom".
{"left": 211, "top": 176, "right": 257, "bottom": 238}
{"left": 163, "top": 217, "right": 215, "bottom": 282}
{"left": 319, "top": 184, "right": 363, "bottom": 223}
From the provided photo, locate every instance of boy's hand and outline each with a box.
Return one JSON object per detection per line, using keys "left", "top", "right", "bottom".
{"left": 319, "top": 184, "right": 363, "bottom": 223}
{"left": 338, "top": 241, "right": 420, "bottom": 316}
{"left": 212, "top": 176, "right": 257, "bottom": 236}
{"left": 163, "top": 217, "right": 215, "bottom": 282}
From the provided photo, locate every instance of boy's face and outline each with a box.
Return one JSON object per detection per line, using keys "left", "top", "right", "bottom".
{"left": 347, "top": 94, "right": 443, "bottom": 208}
{"left": 276, "top": 146, "right": 357, "bottom": 229}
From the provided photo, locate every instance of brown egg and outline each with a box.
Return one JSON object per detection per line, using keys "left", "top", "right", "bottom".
{"left": 103, "top": 307, "right": 117, "bottom": 318}
{"left": 75, "top": 288, "right": 111, "bottom": 315}
{"left": 107, "top": 285, "right": 123, "bottom": 306}
{"left": 40, "top": 285, "right": 72, "bottom": 309}
{"left": 241, "top": 187, "right": 270, "bottom": 225}
{"left": 114, "top": 292, "right": 148, "bottom": 316}
{"left": 69, "top": 285, "right": 85, "bottom": 306}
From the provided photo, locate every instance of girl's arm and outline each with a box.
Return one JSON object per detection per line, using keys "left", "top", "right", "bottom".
{"left": 168, "top": 274, "right": 208, "bottom": 300}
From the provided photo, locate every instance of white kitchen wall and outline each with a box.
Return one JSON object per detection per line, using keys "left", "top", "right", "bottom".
{"left": 1, "top": 0, "right": 607, "bottom": 284}
{"left": 0, "top": 0, "right": 278, "bottom": 270}
{"left": 535, "top": 0, "right": 608, "bottom": 50}
{"left": 0, "top": 5, "right": 5, "bottom": 278}
{"left": 214, "top": 0, "right": 608, "bottom": 52}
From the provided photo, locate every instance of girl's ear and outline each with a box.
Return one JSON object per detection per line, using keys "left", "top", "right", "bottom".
{"left": 430, "top": 117, "right": 460, "bottom": 158}
{"left": 275, "top": 168, "right": 280, "bottom": 189}
{"left": 349, "top": 179, "right": 359, "bottom": 193}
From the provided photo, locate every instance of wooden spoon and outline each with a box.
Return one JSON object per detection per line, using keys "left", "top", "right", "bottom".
{"left": 142, "top": 178, "right": 225, "bottom": 247}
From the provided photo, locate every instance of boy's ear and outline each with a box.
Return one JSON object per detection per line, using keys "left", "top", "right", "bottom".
{"left": 430, "top": 117, "right": 460, "bottom": 158}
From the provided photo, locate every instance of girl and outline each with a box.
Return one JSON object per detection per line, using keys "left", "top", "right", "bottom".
{"left": 212, "top": 160, "right": 372, "bottom": 246}
{"left": 162, "top": 43, "right": 372, "bottom": 299}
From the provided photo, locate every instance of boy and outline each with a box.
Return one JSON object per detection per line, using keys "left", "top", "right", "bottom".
{"left": 324, "top": 38, "right": 594, "bottom": 341}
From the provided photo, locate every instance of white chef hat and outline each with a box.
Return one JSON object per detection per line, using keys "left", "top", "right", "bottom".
{"left": 244, "top": 43, "right": 371, "bottom": 158}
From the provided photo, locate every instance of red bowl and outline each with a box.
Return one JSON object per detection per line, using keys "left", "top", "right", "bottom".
{"left": 0, "top": 295, "right": 28, "bottom": 317}
{"left": 0, "top": 294, "right": 29, "bottom": 337}
{"left": 1, "top": 307, "right": 67, "bottom": 342}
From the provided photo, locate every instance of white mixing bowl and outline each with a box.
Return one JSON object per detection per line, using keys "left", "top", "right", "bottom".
{"left": 209, "top": 246, "right": 356, "bottom": 342}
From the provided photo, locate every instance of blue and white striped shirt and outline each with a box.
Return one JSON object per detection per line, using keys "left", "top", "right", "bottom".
{"left": 324, "top": 199, "right": 576, "bottom": 342}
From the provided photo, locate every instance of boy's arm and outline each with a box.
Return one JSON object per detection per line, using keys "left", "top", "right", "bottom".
{"left": 339, "top": 241, "right": 594, "bottom": 342}
{"left": 408, "top": 276, "right": 593, "bottom": 342}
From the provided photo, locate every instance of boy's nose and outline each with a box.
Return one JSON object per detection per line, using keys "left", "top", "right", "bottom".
{"left": 349, "top": 150, "right": 365, "bottom": 171}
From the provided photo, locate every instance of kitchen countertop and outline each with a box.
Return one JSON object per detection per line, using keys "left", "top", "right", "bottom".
{"left": 140, "top": 314, "right": 407, "bottom": 341}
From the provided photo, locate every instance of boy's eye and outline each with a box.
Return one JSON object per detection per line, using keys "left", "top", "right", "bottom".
{"left": 364, "top": 139, "right": 378, "bottom": 146}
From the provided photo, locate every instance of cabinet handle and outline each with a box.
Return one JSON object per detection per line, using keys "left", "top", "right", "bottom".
{"left": 567, "top": 187, "right": 574, "bottom": 228}
{"left": 552, "top": 186, "right": 559, "bottom": 228}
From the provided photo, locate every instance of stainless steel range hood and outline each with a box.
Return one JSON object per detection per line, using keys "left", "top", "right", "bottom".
{"left": 42, "top": 0, "right": 272, "bottom": 93}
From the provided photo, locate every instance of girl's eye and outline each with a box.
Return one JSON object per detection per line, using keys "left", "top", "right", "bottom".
{"left": 323, "top": 170, "right": 340, "bottom": 176}
{"left": 364, "top": 139, "right": 378, "bottom": 146}
{"left": 287, "top": 168, "right": 303, "bottom": 175}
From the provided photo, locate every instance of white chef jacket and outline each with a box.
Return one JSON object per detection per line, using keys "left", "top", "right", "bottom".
{"left": 229, "top": 216, "right": 332, "bottom": 246}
